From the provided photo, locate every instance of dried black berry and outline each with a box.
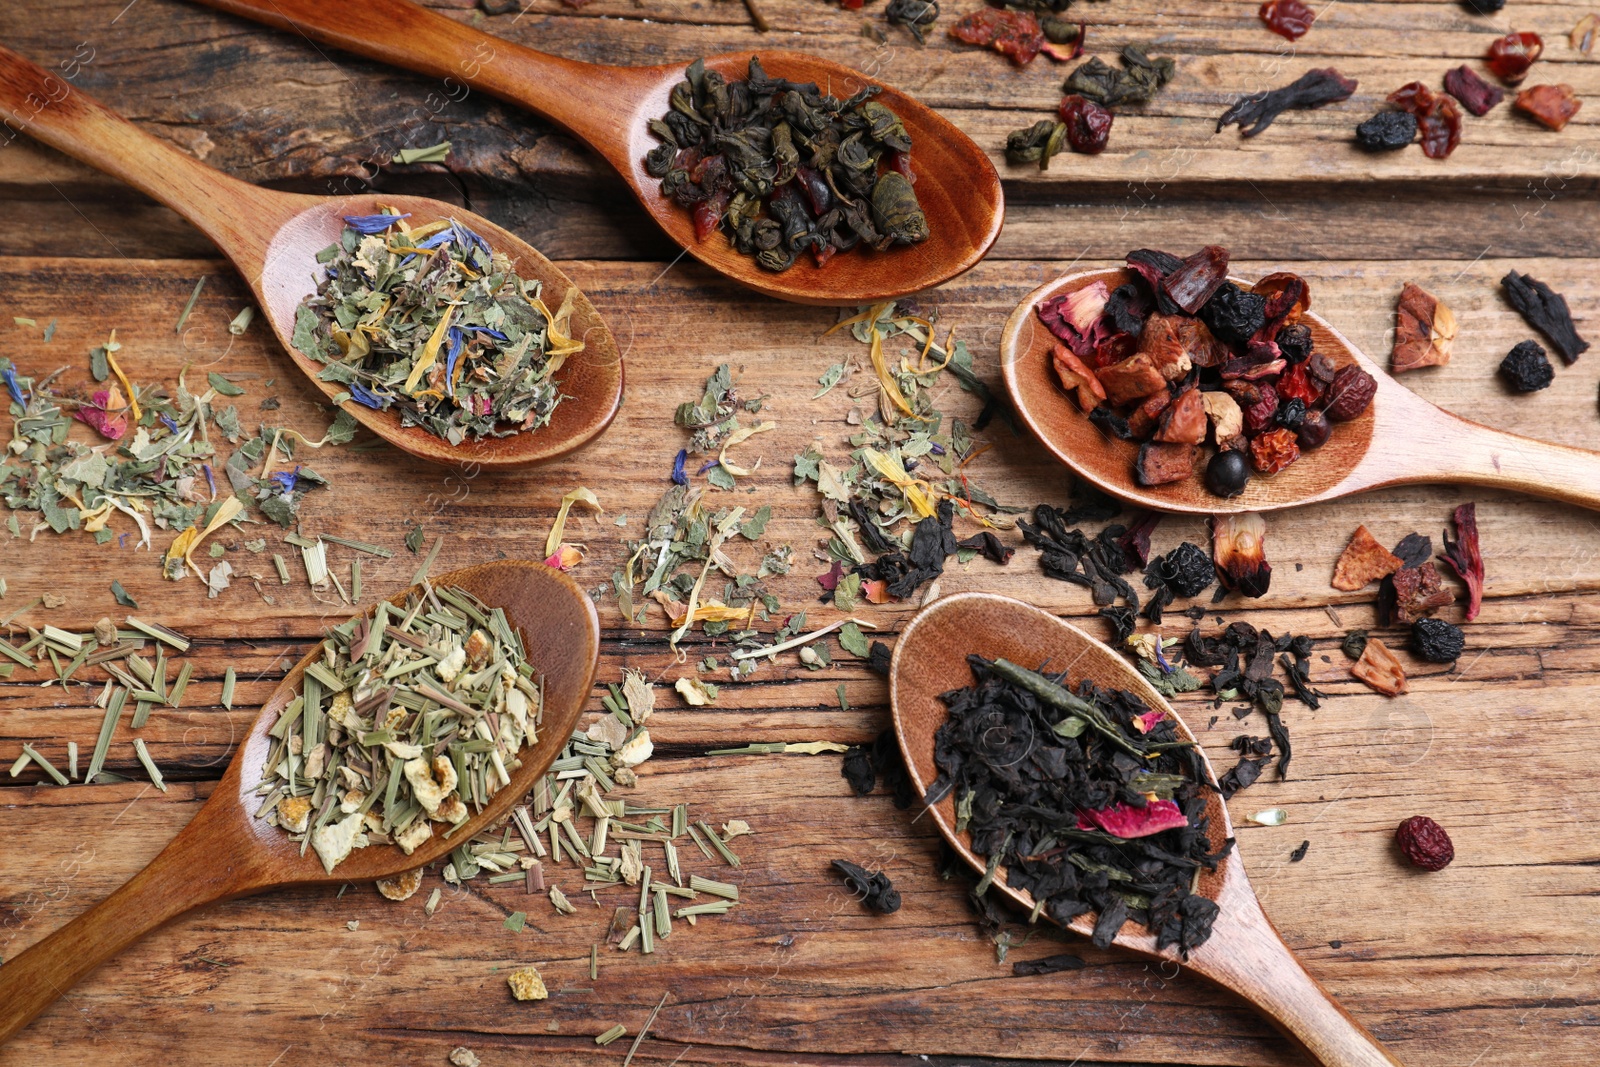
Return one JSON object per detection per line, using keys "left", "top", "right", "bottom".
{"left": 1105, "top": 282, "right": 1152, "bottom": 337}
{"left": 1089, "top": 403, "right": 1135, "bottom": 440}
{"left": 1502, "top": 272, "right": 1589, "bottom": 364}
{"left": 1499, "top": 339, "right": 1555, "bottom": 392}
{"left": 1205, "top": 449, "right": 1251, "bottom": 498}
{"left": 1276, "top": 322, "right": 1314, "bottom": 364}
{"left": 1355, "top": 110, "right": 1418, "bottom": 151}
{"left": 1412, "top": 618, "right": 1465, "bottom": 663}
{"left": 1200, "top": 282, "right": 1268, "bottom": 347}
{"left": 1461, "top": 0, "right": 1504, "bottom": 12}
{"left": 1276, "top": 397, "right": 1307, "bottom": 431}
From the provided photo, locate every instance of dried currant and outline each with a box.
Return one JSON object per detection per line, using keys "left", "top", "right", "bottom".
{"left": 1200, "top": 282, "right": 1268, "bottom": 346}
{"left": 1276, "top": 322, "right": 1314, "bottom": 364}
{"left": 1461, "top": 0, "right": 1503, "bottom": 11}
{"left": 1443, "top": 65, "right": 1504, "bottom": 116}
{"left": 1275, "top": 397, "right": 1307, "bottom": 431}
{"left": 1395, "top": 815, "right": 1454, "bottom": 872}
{"left": 1499, "top": 339, "right": 1555, "bottom": 392}
{"left": 1205, "top": 449, "right": 1251, "bottom": 497}
{"left": 1322, "top": 365, "right": 1377, "bottom": 421}
{"left": 1242, "top": 382, "right": 1280, "bottom": 434}
{"left": 1485, "top": 31, "right": 1543, "bottom": 85}
{"left": 1355, "top": 110, "right": 1417, "bottom": 151}
{"left": 1249, "top": 427, "right": 1301, "bottom": 474}
{"left": 1296, "top": 408, "right": 1331, "bottom": 450}
{"left": 1515, "top": 84, "right": 1582, "bottom": 131}
{"left": 1059, "top": 94, "right": 1114, "bottom": 154}
{"left": 1259, "top": 0, "right": 1316, "bottom": 41}
{"left": 1412, "top": 618, "right": 1465, "bottom": 663}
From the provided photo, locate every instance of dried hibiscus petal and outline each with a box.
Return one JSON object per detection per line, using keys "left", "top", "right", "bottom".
{"left": 1248, "top": 427, "right": 1300, "bottom": 474}
{"left": 950, "top": 9, "right": 1045, "bottom": 66}
{"left": 1351, "top": 636, "right": 1407, "bottom": 696}
{"left": 1391, "top": 282, "right": 1457, "bottom": 373}
{"left": 1515, "top": 83, "right": 1581, "bottom": 131}
{"left": 1485, "top": 31, "right": 1543, "bottom": 85}
{"left": 1059, "top": 94, "right": 1114, "bottom": 154}
{"left": 1275, "top": 362, "right": 1321, "bottom": 406}
{"left": 1038, "top": 280, "right": 1111, "bottom": 356}
{"left": 1439, "top": 502, "right": 1485, "bottom": 621}
{"left": 1217, "top": 68, "right": 1358, "bottom": 138}
{"left": 1501, "top": 271, "right": 1589, "bottom": 363}
{"left": 75, "top": 384, "right": 129, "bottom": 441}
{"left": 1211, "top": 512, "right": 1272, "bottom": 598}
{"left": 1442, "top": 65, "right": 1503, "bottom": 116}
{"left": 1161, "top": 245, "right": 1231, "bottom": 315}
{"left": 1259, "top": 0, "right": 1315, "bottom": 41}
{"left": 1332, "top": 524, "right": 1402, "bottom": 591}
{"left": 1387, "top": 82, "right": 1462, "bottom": 159}
{"left": 1241, "top": 383, "right": 1279, "bottom": 435}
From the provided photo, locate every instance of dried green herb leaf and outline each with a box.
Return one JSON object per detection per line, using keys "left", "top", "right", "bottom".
{"left": 208, "top": 372, "right": 246, "bottom": 397}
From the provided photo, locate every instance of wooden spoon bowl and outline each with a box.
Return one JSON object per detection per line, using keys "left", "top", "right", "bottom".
{"left": 891, "top": 592, "right": 1404, "bottom": 1067}
{"left": 0, "top": 560, "right": 600, "bottom": 1046}
{"left": 196, "top": 0, "right": 1005, "bottom": 306}
{"left": 1001, "top": 268, "right": 1600, "bottom": 514}
{"left": 0, "top": 46, "right": 623, "bottom": 470}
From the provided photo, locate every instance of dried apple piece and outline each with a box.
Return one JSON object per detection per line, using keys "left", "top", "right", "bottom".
{"left": 1333, "top": 525, "right": 1403, "bottom": 590}
{"left": 1050, "top": 343, "right": 1107, "bottom": 410}
{"left": 1135, "top": 441, "right": 1197, "bottom": 486}
{"left": 1351, "top": 636, "right": 1407, "bottom": 696}
{"left": 1098, "top": 351, "right": 1169, "bottom": 406}
{"left": 1391, "top": 282, "right": 1457, "bottom": 373}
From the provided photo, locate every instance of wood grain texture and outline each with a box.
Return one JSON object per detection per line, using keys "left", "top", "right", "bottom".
{"left": 2, "top": 254, "right": 1598, "bottom": 1066}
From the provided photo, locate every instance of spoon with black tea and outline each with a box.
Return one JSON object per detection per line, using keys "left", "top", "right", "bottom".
{"left": 0, "top": 560, "right": 600, "bottom": 1046}
{"left": 0, "top": 44, "right": 622, "bottom": 470}
{"left": 190, "top": 0, "right": 1004, "bottom": 306}
{"left": 1001, "top": 268, "right": 1600, "bottom": 514}
{"left": 891, "top": 592, "right": 1405, "bottom": 1067}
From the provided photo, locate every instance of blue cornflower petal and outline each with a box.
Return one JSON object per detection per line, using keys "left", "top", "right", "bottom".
{"left": 671, "top": 449, "right": 688, "bottom": 486}
{"left": 159, "top": 413, "right": 179, "bottom": 433}
{"left": 929, "top": 442, "right": 946, "bottom": 456}
{"left": 2, "top": 366, "right": 25, "bottom": 406}
{"left": 697, "top": 459, "right": 719, "bottom": 476}
{"left": 349, "top": 382, "right": 386, "bottom": 409}
{"left": 342, "top": 212, "right": 409, "bottom": 235}
{"left": 455, "top": 223, "right": 492, "bottom": 257}
{"left": 444, "top": 326, "right": 466, "bottom": 397}
{"left": 270, "top": 466, "right": 301, "bottom": 495}
{"left": 203, "top": 463, "right": 216, "bottom": 498}
{"left": 460, "top": 325, "right": 508, "bottom": 342}
{"left": 415, "top": 229, "right": 457, "bottom": 251}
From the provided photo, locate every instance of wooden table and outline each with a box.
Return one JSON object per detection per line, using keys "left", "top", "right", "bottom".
{"left": 2, "top": 2, "right": 1598, "bottom": 1065}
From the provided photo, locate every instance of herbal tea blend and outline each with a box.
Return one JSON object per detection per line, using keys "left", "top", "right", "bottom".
{"left": 644, "top": 57, "right": 928, "bottom": 272}
{"left": 255, "top": 583, "right": 543, "bottom": 873}
{"left": 924, "top": 656, "right": 1229, "bottom": 955}
{"left": 294, "top": 211, "right": 583, "bottom": 445}
{"left": 1036, "top": 246, "right": 1376, "bottom": 497}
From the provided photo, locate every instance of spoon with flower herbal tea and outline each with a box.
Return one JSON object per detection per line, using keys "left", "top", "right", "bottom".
{"left": 0, "top": 45, "right": 622, "bottom": 470}
{"left": 1001, "top": 267, "right": 1600, "bottom": 514}
{"left": 0, "top": 560, "right": 600, "bottom": 1046}
{"left": 891, "top": 592, "right": 1405, "bottom": 1067}
{"left": 190, "top": 0, "right": 1004, "bottom": 306}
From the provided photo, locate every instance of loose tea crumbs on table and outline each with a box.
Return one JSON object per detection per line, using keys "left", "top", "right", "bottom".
{"left": 1499, "top": 340, "right": 1555, "bottom": 392}
{"left": 296, "top": 210, "right": 579, "bottom": 445}
{"left": 1217, "top": 68, "right": 1358, "bottom": 138}
{"left": 1501, "top": 271, "right": 1589, "bottom": 363}
{"left": 926, "top": 656, "right": 1229, "bottom": 956}
{"left": 644, "top": 57, "right": 928, "bottom": 271}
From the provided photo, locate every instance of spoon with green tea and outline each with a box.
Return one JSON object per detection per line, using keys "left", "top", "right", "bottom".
{"left": 892, "top": 591, "right": 1405, "bottom": 1067}
{"left": 0, "top": 560, "right": 600, "bottom": 1046}
{"left": 0, "top": 44, "right": 622, "bottom": 470}
{"left": 1001, "top": 268, "right": 1600, "bottom": 514}
{"left": 191, "top": 0, "right": 1004, "bottom": 306}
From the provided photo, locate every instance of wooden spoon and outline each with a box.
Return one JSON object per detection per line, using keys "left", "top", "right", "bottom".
{"left": 1001, "top": 268, "right": 1600, "bottom": 514}
{"left": 0, "top": 560, "right": 600, "bottom": 1046}
{"left": 0, "top": 45, "right": 622, "bottom": 471}
{"left": 192, "top": 0, "right": 1004, "bottom": 306}
{"left": 891, "top": 592, "right": 1405, "bottom": 1067}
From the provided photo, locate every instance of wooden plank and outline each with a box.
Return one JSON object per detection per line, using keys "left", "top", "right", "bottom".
{"left": 2, "top": 253, "right": 1599, "bottom": 1065}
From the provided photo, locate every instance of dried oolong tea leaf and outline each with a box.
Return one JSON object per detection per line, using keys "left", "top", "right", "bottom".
{"left": 926, "top": 657, "right": 1229, "bottom": 956}
{"left": 255, "top": 584, "right": 543, "bottom": 873}
{"left": 645, "top": 57, "right": 927, "bottom": 272}
{"left": 1501, "top": 271, "right": 1589, "bottom": 363}
{"left": 1217, "top": 68, "right": 1357, "bottom": 138}
{"left": 1062, "top": 46, "right": 1176, "bottom": 109}
{"left": 295, "top": 210, "right": 581, "bottom": 445}
{"left": 831, "top": 858, "right": 901, "bottom": 913}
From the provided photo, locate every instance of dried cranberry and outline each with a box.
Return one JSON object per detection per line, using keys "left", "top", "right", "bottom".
{"left": 1059, "top": 94, "right": 1113, "bottom": 154}
{"left": 1515, "top": 84, "right": 1582, "bottom": 131}
{"left": 1259, "top": 0, "right": 1315, "bottom": 40}
{"left": 1485, "top": 31, "right": 1543, "bottom": 85}
{"left": 1443, "top": 65, "right": 1504, "bottom": 116}
{"left": 1388, "top": 82, "right": 1462, "bottom": 159}
{"left": 1242, "top": 383, "right": 1279, "bottom": 434}
{"left": 1395, "top": 815, "right": 1454, "bottom": 871}
{"left": 1296, "top": 408, "right": 1331, "bottom": 450}
{"left": 1249, "top": 427, "right": 1301, "bottom": 474}
{"left": 1323, "top": 365, "right": 1376, "bottom": 421}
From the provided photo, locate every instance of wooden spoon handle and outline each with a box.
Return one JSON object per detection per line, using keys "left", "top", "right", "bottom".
{"left": 0, "top": 803, "right": 254, "bottom": 1045}
{"left": 0, "top": 44, "right": 293, "bottom": 260}
{"left": 196, "top": 0, "right": 654, "bottom": 174}
{"left": 1187, "top": 887, "right": 1404, "bottom": 1067}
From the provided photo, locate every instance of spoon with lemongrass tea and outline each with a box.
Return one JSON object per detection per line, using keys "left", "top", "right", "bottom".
{"left": 189, "top": 0, "right": 1004, "bottom": 306}
{"left": 0, "top": 44, "right": 622, "bottom": 470}
{"left": 0, "top": 560, "right": 600, "bottom": 1046}
{"left": 1000, "top": 254, "right": 1600, "bottom": 514}
{"left": 891, "top": 592, "right": 1406, "bottom": 1067}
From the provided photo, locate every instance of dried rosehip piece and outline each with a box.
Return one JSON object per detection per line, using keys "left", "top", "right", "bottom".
{"left": 1515, "top": 84, "right": 1582, "bottom": 131}
{"left": 1499, "top": 340, "right": 1554, "bottom": 392}
{"left": 1322, "top": 365, "right": 1376, "bottom": 421}
{"left": 950, "top": 8, "right": 1046, "bottom": 66}
{"left": 1249, "top": 427, "right": 1300, "bottom": 474}
{"left": 1395, "top": 815, "right": 1454, "bottom": 872}
{"left": 1355, "top": 110, "right": 1417, "bottom": 151}
{"left": 1485, "top": 31, "right": 1543, "bottom": 85}
{"left": 1388, "top": 82, "right": 1462, "bottom": 160}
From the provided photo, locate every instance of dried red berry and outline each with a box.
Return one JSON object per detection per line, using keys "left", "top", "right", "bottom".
{"left": 1249, "top": 427, "right": 1301, "bottom": 474}
{"left": 1388, "top": 82, "right": 1462, "bottom": 159}
{"left": 1485, "top": 31, "right": 1543, "bottom": 85}
{"left": 1241, "top": 382, "right": 1279, "bottom": 434}
{"left": 950, "top": 9, "right": 1046, "bottom": 66}
{"left": 1058, "top": 94, "right": 1113, "bottom": 154}
{"left": 1443, "top": 64, "right": 1504, "bottom": 116}
{"left": 1515, "top": 84, "right": 1582, "bottom": 131}
{"left": 1259, "top": 0, "right": 1315, "bottom": 40}
{"left": 1296, "top": 408, "right": 1331, "bottom": 450}
{"left": 1395, "top": 815, "right": 1454, "bottom": 871}
{"left": 1322, "top": 365, "right": 1377, "bottom": 421}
